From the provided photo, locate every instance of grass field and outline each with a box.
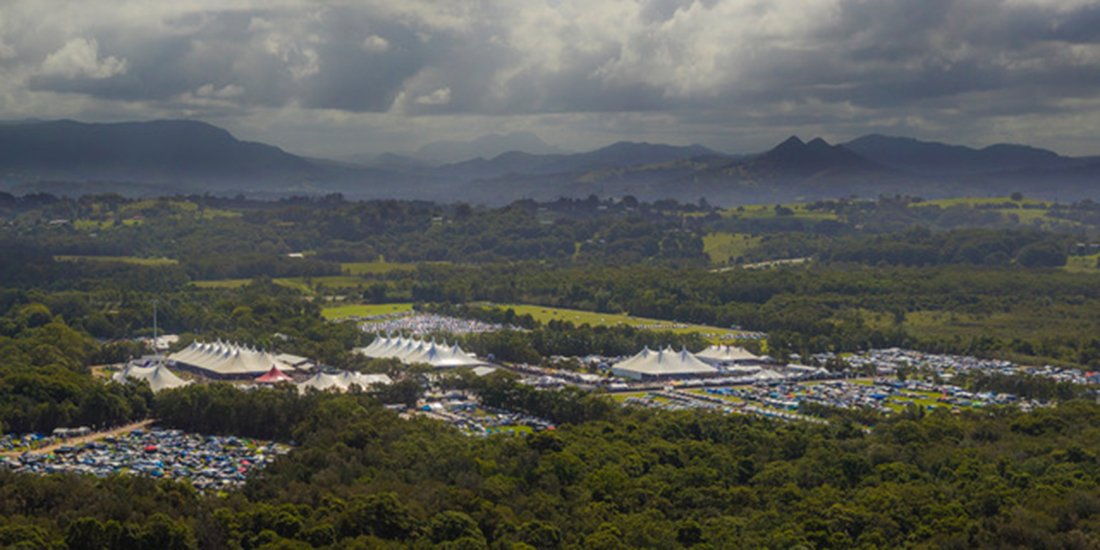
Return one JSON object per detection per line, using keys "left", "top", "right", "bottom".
{"left": 1064, "top": 253, "right": 1100, "bottom": 274}
{"left": 192, "top": 274, "right": 371, "bottom": 293}
{"left": 340, "top": 262, "right": 419, "bottom": 275}
{"left": 702, "top": 232, "right": 762, "bottom": 264}
{"left": 917, "top": 196, "right": 1054, "bottom": 224}
{"left": 686, "top": 389, "right": 746, "bottom": 404}
{"left": 281, "top": 276, "right": 369, "bottom": 290}
{"left": 55, "top": 255, "right": 178, "bottom": 266}
{"left": 919, "top": 196, "right": 1048, "bottom": 208}
{"left": 487, "top": 303, "right": 747, "bottom": 341}
{"left": 190, "top": 278, "right": 310, "bottom": 291}
{"left": 322, "top": 303, "right": 415, "bottom": 320}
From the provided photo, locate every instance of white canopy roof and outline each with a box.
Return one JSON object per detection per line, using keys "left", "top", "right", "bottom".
{"left": 113, "top": 364, "right": 191, "bottom": 393}
{"left": 297, "top": 371, "right": 393, "bottom": 394}
{"left": 611, "top": 346, "right": 718, "bottom": 379}
{"left": 356, "top": 336, "right": 486, "bottom": 368}
{"left": 696, "top": 345, "right": 761, "bottom": 363}
{"left": 751, "top": 369, "right": 787, "bottom": 381}
{"left": 168, "top": 341, "right": 297, "bottom": 378}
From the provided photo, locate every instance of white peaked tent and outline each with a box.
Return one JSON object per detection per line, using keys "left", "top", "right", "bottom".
{"left": 611, "top": 346, "right": 718, "bottom": 381}
{"left": 297, "top": 371, "right": 393, "bottom": 394}
{"left": 113, "top": 363, "right": 191, "bottom": 393}
{"left": 356, "top": 336, "right": 486, "bottom": 368}
{"left": 696, "top": 345, "right": 762, "bottom": 365}
{"left": 168, "top": 341, "right": 299, "bottom": 380}
{"left": 750, "top": 369, "right": 786, "bottom": 382}
{"left": 725, "top": 365, "right": 763, "bottom": 377}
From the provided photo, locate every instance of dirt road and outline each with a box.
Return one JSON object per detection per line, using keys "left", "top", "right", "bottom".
{"left": 0, "top": 419, "right": 156, "bottom": 457}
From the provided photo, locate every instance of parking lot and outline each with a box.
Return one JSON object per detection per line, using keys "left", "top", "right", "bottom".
{"left": 1, "top": 427, "right": 289, "bottom": 491}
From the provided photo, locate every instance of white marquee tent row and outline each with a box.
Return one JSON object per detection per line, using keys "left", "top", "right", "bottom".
{"left": 611, "top": 346, "right": 719, "bottom": 381}
{"left": 297, "top": 371, "right": 393, "bottom": 394}
{"left": 695, "top": 345, "right": 764, "bottom": 365}
{"left": 168, "top": 341, "right": 300, "bottom": 380}
{"left": 356, "top": 336, "right": 487, "bottom": 368}
{"left": 112, "top": 362, "right": 191, "bottom": 393}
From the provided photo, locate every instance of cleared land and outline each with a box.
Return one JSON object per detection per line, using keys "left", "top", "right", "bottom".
{"left": 0, "top": 419, "right": 155, "bottom": 458}
{"left": 55, "top": 255, "right": 178, "bottom": 266}
{"left": 486, "top": 303, "right": 747, "bottom": 341}
{"left": 917, "top": 197, "right": 1056, "bottom": 225}
{"left": 1064, "top": 253, "right": 1100, "bottom": 274}
{"left": 194, "top": 264, "right": 425, "bottom": 294}
{"left": 191, "top": 278, "right": 307, "bottom": 291}
{"left": 322, "top": 303, "right": 415, "bottom": 320}
{"left": 340, "top": 261, "right": 419, "bottom": 275}
{"left": 192, "top": 276, "right": 366, "bottom": 292}
{"left": 702, "top": 232, "right": 762, "bottom": 264}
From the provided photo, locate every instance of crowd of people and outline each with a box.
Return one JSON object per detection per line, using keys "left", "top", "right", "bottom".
{"left": 361, "top": 313, "right": 509, "bottom": 336}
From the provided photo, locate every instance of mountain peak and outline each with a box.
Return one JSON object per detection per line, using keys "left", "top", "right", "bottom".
{"left": 754, "top": 134, "right": 871, "bottom": 175}
{"left": 778, "top": 135, "right": 805, "bottom": 148}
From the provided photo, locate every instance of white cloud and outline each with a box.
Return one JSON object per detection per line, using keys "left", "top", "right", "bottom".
{"left": 40, "top": 37, "right": 127, "bottom": 79}
{"left": 415, "top": 87, "right": 451, "bottom": 105}
{"left": 362, "top": 34, "right": 390, "bottom": 53}
{"left": 0, "top": 0, "right": 1097, "bottom": 156}
{"left": 196, "top": 83, "right": 244, "bottom": 98}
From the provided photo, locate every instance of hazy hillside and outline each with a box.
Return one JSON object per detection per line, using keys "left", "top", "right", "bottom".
{"left": 844, "top": 134, "right": 1078, "bottom": 175}
{"left": 2, "top": 119, "right": 1098, "bottom": 205}
{"left": 416, "top": 131, "right": 567, "bottom": 164}
{"left": 0, "top": 120, "right": 321, "bottom": 184}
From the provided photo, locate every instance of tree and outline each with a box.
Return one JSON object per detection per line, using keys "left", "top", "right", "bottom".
{"left": 428, "top": 512, "right": 485, "bottom": 544}
{"left": 1015, "top": 241, "right": 1066, "bottom": 268}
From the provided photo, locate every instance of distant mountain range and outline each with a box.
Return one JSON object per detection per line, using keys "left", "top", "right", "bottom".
{"left": 1, "top": 119, "right": 1097, "bottom": 205}
{"left": 414, "top": 131, "right": 569, "bottom": 165}
{"left": 0, "top": 119, "right": 320, "bottom": 184}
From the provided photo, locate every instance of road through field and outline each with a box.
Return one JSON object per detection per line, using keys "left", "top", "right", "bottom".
{"left": 0, "top": 419, "right": 156, "bottom": 457}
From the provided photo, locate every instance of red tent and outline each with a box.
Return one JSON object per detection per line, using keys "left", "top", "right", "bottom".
{"left": 255, "top": 366, "right": 293, "bottom": 384}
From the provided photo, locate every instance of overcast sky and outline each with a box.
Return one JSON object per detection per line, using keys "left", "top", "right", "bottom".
{"left": 1, "top": 0, "right": 1099, "bottom": 157}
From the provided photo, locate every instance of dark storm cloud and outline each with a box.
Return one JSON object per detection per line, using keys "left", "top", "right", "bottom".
{"left": 2, "top": 0, "right": 1100, "bottom": 155}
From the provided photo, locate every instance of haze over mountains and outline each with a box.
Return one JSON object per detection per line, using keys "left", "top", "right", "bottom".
{"left": 1, "top": 119, "right": 1097, "bottom": 205}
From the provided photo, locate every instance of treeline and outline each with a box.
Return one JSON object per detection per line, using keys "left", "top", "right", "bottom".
{"left": 962, "top": 372, "right": 1090, "bottom": 402}
{"left": 820, "top": 227, "right": 1070, "bottom": 267}
{"left": 4, "top": 195, "right": 712, "bottom": 268}
{"left": 0, "top": 303, "right": 152, "bottom": 432}
{"left": 8, "top": 385, "right": 1100, "bottom": 547}
{"left": 398, "top": 263, "right": 1100, "bottom": 365}
{"left": 470, "top": 373, "right": 615, "bottom": 425}
{"left": 455, "top": 322, "right": 708, "bottom": 364}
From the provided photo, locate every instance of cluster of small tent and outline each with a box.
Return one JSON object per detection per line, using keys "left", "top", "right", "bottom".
{"left": 168, "top": 341, "right": 301, "bottom": 380}
{"left": 611, "top": 347, "right": 719, "bottom": 381}
{"left": 356, "top": 336, "right": 487, "bottom": 368}
{"left": 112, "top": 362, "right": 191, "bottom": 393}
{"left": 297, "top": 371, "right": 393, "bottom": 394}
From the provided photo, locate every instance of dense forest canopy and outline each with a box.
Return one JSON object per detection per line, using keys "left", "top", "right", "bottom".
{"left": 3, "top": 193, "right": 1100, "bottom": 548}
